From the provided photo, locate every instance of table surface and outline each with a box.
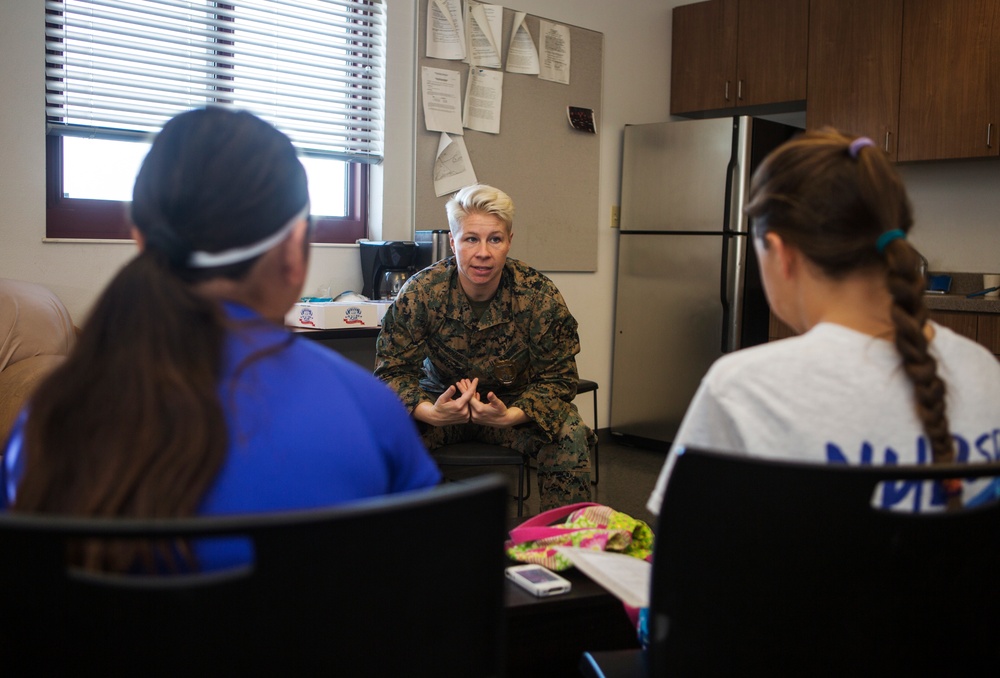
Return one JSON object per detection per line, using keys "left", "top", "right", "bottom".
{"left": 502, "top": 515, "right": 641, "bottom": 677}
{"left": 504, "top": 561, "right": 620, "bottom": 611}
{"left": 504, "top": 561, "right": 639, "bottom": 678}
{"left": 290, "top": 326, "right": 380, "bottom": 340}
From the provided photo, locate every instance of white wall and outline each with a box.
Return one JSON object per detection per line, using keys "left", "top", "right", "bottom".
{"left": 3, "top": 0, "right": 999, "bottom": 427}
{"left": 899, "top": 161, "right": 1000, "bottom": 275}
{"left": 0, "top": 2, "right": 133, "bottom": 316}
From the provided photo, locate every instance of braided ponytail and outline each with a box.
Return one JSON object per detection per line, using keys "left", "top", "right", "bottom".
{"left": 882, "top": 235, "right": 960, "bottom": 508}
{"left": 747, "top": 128, "right": 961, "bottom": 508}
{"left": 855, "top": 141, "right": 960, "bottom": 509}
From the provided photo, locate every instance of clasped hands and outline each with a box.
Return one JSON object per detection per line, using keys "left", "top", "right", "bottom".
{"left": 416, "top": 377, "right": 528, "bottom": 428}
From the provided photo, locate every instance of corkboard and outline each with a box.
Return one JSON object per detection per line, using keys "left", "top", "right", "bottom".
{"left": 415, "top": 0, "right": 602, "bottom": 271}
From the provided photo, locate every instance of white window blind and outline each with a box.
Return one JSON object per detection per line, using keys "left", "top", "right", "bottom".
{"left": 44, "top": 0, "right": 384, "bottom": 162}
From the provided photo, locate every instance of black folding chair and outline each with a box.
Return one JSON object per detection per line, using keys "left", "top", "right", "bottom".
{"left": 0, "top": 475, "right": 508, "bottom": 677}
{"left": 582, "top": 448, "right": 1000, "bottom": 676}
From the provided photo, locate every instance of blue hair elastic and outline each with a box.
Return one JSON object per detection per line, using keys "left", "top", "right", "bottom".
{"left": 849, "top": 136, "right": 876, "bottom": 159}
{"left": 875, "top": 229, "right": 906, "bottom": 254}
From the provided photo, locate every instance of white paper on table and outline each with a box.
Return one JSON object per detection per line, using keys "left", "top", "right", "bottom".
{"left": 463, "top": 66, "right": 503, "bottom": 134}
{"left": 538, "top": 20, "right": 570, "bottom": 85}
{"left": 506, "top": 12, "right": 540, "bottom": 75}
{"left": 433, "top": 133, "right": 478, "bottom": 197}
{"left": 427, "top": 0, "right": 466, "bottom": 60}
{"left": 553, "top": 547, "right": 651, "bottom": 609}
{"left": 465, "top": 2, "right": 502, "bottom": 69}
{"left": 421, "top": 67, "right": 464, "bottom": 135}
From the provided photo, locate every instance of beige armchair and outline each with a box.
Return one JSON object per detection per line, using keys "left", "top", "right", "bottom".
{"left": 0, "top": 279, "right": 76, "bottom": 445}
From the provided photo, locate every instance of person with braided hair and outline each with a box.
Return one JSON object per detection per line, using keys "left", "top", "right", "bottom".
{"left": 0, "top": 108, "right": 440, "bottom": 571}
{"left": 647, "top": 128, "right": 1000, "bottom": 515}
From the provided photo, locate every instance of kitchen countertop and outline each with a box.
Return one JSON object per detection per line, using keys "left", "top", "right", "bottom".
{"left": 924, "top": 294, "right": 1000, "bottom": 314}
{"left": 923, "top": 271, "right": 1000, "bottom": 314}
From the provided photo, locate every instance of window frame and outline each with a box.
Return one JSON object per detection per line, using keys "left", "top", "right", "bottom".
{"left": 46, "top": 136, "right": 368, "bottom": 242}
{"left": 44, "top": 1, "right": 377, "bottom": 244}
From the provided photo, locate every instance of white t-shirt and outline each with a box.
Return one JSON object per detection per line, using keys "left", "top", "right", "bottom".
{"left": 647, "top": 322, "right": 1000, "bottom": 514}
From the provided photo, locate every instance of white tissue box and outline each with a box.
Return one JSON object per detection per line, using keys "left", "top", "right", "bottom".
{"left": 285, "top": 301, "right": 390, "bottom": 329}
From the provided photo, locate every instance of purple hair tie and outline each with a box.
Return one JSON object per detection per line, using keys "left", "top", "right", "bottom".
{"left": 848, "top": 137, "right": 876, "bottom": 159}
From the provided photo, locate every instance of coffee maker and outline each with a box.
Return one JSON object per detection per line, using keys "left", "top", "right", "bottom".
{"left": 359, "top": 240, "right": 418, "bottom": 300}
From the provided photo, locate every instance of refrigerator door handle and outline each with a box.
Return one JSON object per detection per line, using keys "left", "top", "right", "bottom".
{"left": 730, "top": 117, "right": 752, "bottom": 235}
{"left": 724, "top": 234, "right": 747, "bottom": 352}
{"left": 719, "top": 120, "right": 738, "bottom": 352}
{"left": 719, "top": 228, "right": 732, "bottom": 353}
{"left": 721, "top": 118, "right": 753, "bottom": 353}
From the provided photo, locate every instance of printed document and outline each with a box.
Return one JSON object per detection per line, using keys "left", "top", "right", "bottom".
{"left": 421, "top": 66, "right": 464, "bottom": 135}
{"left": 465, "top": 2, "right": 503, "bottom": 69}
{"left": 433, "top": 133, "right": 477, "bottom": 197}
{"left": 506, "top": 12, "right": 540, "bottom": 75}
{"left": 427, "top": 0, "right": 465, "bottom": 60}
{"left": 538, "top": 20, "right": 570, "bottom": 85}
{"left": 463, "top": 66, "right": 503, "bottom": 134}
{"left": 554, "top": 547, "right": 651, "bottom": 609}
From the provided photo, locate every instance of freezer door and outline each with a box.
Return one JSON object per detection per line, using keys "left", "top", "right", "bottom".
{"left": 610, "top": 233, "right": 726, "bottom": 444}
{"left": 621, "top": 118, "right": 736, "bottom": 233}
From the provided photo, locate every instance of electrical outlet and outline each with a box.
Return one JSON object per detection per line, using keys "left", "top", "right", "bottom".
{"left": 611, "top": 205, "right": 620, "bottom": 229}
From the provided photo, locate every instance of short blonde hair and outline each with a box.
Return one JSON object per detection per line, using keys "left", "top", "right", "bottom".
{"left": 445, "top": 184, "right": 515, "bottom": 235}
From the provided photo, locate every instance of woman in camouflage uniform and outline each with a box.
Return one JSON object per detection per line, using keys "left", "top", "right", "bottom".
{"left": 375, "top": 184, "right": 594, "bottom": 510}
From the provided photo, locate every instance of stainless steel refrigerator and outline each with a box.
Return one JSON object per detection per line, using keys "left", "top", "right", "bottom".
{"left": 610, "top": 116, "right": 799, "bottom": 447}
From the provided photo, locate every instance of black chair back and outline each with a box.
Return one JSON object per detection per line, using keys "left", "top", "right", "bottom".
{"left": 0, "top": 475, "right": 508, "bottom": 677}
{"left": 651, "top": 448, "right": 1000, "bottom": 676}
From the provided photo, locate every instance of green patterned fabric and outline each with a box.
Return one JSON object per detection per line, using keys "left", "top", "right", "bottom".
{"left": 505, "top": 504, "right": 655, "bottom": 571}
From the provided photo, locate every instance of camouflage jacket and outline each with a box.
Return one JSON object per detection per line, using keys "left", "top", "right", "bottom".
{"left": 374, "top": 257, "right": 581, "bottom": 441}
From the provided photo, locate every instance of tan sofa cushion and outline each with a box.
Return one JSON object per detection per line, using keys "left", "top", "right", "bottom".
{"left": 1, "top": 278, "right": 76, "bottom": 372}
{"left": 0, "top": 279, "right": 76, "bottom": 445}
{"left": 0, "top": 356, "right": 66, "bottom": 445}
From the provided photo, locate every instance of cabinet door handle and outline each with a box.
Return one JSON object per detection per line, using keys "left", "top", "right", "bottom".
{"left": 725, "top": 81, "right": 730, "bottom": 101}
{"left": 737, "top": 79, "right": 744, "bottom": 100}
{"left": 884, "top": 131, "right": 891, "bottom": 153}
{"left": 988, "top": 123, "right": 994, "bottom": 149}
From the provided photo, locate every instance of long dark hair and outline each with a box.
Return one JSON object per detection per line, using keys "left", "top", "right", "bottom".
{"left": 745, "top": 128, "right": 960, "bottom": 509}
{"left": 14, "top": 108, "right": 309, "bottom": 569}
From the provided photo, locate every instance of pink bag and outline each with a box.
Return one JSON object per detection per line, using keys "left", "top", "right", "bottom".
{"left": 505, "top": 503, "right": 654, "bottom": 571}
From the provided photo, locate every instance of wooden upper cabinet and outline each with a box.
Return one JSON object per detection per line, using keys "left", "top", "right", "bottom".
{"left": 806, "top": 0, "right": 903, "bottom": 159}
{"left": 671, "top": 0, "right": 738, "bottom": 114}
{"left": 735, "top": 0, "right": 808, "bottom": 107}
{"left": 671, "top": 0, "right": 807, "bottom": 116}
{"left": 897, "top": 0, "right": 1000, "bottom": 161}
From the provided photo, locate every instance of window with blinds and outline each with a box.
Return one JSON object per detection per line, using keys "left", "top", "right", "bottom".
{"left": 44, "top": 0, "right": 384, "bottom": 242}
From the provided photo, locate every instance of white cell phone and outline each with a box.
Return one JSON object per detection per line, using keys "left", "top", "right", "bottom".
{"left": 505, "top": 564, "right": 572, "bottom": 597}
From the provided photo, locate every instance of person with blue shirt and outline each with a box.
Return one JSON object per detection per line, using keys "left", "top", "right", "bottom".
{"left": 1, "top": 107, "right": 441, "bottom": 571}
{"left": 648, "top": 128, "right": 1000, "bottom": 515}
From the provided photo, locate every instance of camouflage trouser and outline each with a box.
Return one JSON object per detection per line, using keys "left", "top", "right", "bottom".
{"left": 421, "top": 406, "right": 594, "bottom": 511}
